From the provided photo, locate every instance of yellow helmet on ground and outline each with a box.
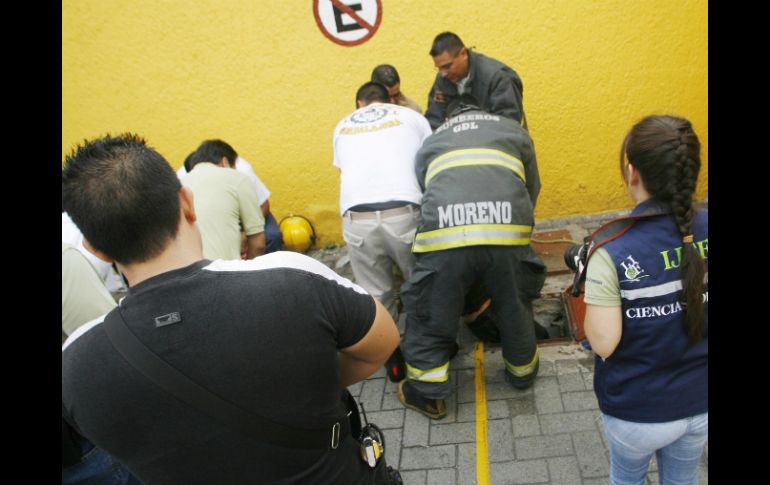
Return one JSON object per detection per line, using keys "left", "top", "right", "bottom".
{"left": 279, "top": 215, "right": 316, "bottom": 253}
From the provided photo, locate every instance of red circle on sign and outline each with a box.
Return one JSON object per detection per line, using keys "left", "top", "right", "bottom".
{"left": 313, "top": 0, "right": 383, "bottom": 47}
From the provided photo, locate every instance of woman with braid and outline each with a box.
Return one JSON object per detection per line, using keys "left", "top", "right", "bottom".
{"left": 583, "top": 115, "right": 708, "bottom": 485}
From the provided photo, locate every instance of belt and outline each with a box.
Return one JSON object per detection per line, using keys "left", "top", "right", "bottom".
{"left": 345, "top": 204, "right": 416, "bottom": 221}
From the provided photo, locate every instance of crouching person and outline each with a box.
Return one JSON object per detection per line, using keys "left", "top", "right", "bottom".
{"left": 399, "top": 95, "right": 545, "bottom": 419}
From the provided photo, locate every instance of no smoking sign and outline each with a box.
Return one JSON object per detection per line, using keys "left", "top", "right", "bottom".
{"left": 313, "top": 0, "right": 382, "bottom": 46}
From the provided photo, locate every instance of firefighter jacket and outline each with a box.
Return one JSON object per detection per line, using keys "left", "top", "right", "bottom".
{"left": 412, "top": 108, "right": 539, "bottom": 253}
{"left": 425, "top": 50, "right": 526, "bottom": 131}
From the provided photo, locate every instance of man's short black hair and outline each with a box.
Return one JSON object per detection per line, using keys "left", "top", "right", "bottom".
{"left": 189, "top": 139, "right": 238, "bottom": 170}
{"left": 355, "top": 82, "right": 390, "bottom": 107}
{"left": 371, "top": 64, "right": 400, "bottom": 87}
{"left": 182, "top": 150, "right": 196, "bottom": 172}
{"left": 61, "top": 133, "right": 182, "bottom": 264}
{"left": 429, "top": 32, "right": 465, "bottom": 57}
{"left": 446, "top": 93, "right": 482, "bottom": 118}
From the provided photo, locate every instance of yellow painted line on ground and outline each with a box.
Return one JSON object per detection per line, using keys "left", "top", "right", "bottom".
{"left": 474, "top": 341, "right": 490, "bottom": 485}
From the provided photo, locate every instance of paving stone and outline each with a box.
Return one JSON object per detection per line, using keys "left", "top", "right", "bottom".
{"left": 698, "top": 463, "right": 708, "bottom": 484}
{"left": 381, "top": 385, "right": 404, "bottom": 410}
{"left": 457, "top": 443, "right": 477, "bottom": 485}
{"left": 489, "top": 459, "right": 549, "bottom": 484}
{"left": 562, "top": 390, "right": 600, "bottom": 411}
{"left": 400, "top": 444, "right": 456, "bottom": 470}
{"left": 402, "top": 406, "right": 430, "bottom": 447}
{"left": 429, "top": 422, "right": 476, "bottom": 445}
{"left": 452, "top": 345, "right": 477, "bottom": 370}
{"left": 547, "top": 456, "right": 583, "bottom": 485}
{"left": 456, "top": 402, "right": 476, "bottom": 423}
{"left": 582, "top": 478, "right": 610, "bottom": 485}
{"left": 515, "top": 433, "right": 574, "bottom": 460}
{"left": 482, "top": 351, "right": 506, "bottom": 374}
{"left": 538, "top": 359, "right": 556, "bottom": 377}
{"left": 427, "top": 468, "right": 456, "bottom": 485}
{"left": 508, "top": 395, "right": 537, "bottom": 417}
{"left": 533, "top": 376, "right": 564, "bottom": 414}
{"left": 487, "top": 399, "right": 511, "bottom": 420}
{"left": 539, "top": 410, "right": 599, "bottom": 435}
{"left": 366, "top": 409, "right": 405, "bottom": 429}
{"left": 597, "top": 417, "right": 609, "bottom": 448}
{"left": 456, "top": 369, "right": 477, "bottom": 403}
{"left": 487, "top": 418, "right": 515, "bottom": 462}
{"left": 573, "top": 430, "right": 610, "bottom": 478}
{"left": 399, "top": 470, "right": 426, "bottom": 485}
{"left": 457, "top": 399, "right": 510, "bottom": 422}
{"left": 512, "top": 414, "right": 541, "bottom": 437}
{"left": 359, "top": 377, "right": 386, "bottom": 411}
{"left": 583, "top": 371, "right": 595, "bottom": 390}
{"left": 577, "top": 357, "right": 595, "bottom": 371}
{"left": 555, "top": 359, "right": 580, "bottom": 375}
{"left": 383, "top": 428, "right": 402, "bottom": 469}
{"left": 347, "top": 381, "right": 363, "bottom": 397}
{"left": 557, "top": 372, "right": 586, "bottom": 392}
{"left": 384, "top": 378, "right": 400, "bottom": 393}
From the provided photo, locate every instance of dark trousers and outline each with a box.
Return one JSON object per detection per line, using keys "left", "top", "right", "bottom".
{"left": 264, "top": 212, "right": 284, "bottom": 253}
{"left": 401, "top": 245, "right": 546, "bottom": 399}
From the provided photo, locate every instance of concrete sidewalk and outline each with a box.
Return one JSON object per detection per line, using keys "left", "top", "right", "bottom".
{"left": 311, "top": 206, "right": 709, "bottom": 485}
{"left": 348, "top": 322, "right": 708, "bottom": 485}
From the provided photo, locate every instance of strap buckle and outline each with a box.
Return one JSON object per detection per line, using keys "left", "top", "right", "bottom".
{"left": 331, "top": 421, "right": 341, "bottom": 449}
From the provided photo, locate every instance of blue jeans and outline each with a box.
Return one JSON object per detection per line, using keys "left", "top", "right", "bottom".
{"left": 264, "top": 212, "right": 283, "bottom": 254}
{"left": 602, "top": 412, "right": 708, "bottom": 485}
{"left": 62, "top": 439, "right": 143, "bottom": 485}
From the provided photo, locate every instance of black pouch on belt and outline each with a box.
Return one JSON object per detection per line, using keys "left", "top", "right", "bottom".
{"left": 344, "top": 392, "right": 403, "bottom": 485}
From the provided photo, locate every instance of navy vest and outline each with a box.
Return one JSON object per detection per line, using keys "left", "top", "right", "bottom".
{"left": 594, "top": 200, "right": 708, "bottom": 422}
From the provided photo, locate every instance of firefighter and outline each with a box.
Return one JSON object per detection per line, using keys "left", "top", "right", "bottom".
{"left": 398, "top": 94, "right": 545, "bottom": 419}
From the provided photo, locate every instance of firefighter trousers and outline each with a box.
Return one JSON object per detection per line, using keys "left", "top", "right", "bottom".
{"left": 400, "top": 245, "right": 546, "bottom": 399}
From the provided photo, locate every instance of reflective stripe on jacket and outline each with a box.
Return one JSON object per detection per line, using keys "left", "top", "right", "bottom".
{"left": 413, "top": 109, "right": 539, "bottom": 253}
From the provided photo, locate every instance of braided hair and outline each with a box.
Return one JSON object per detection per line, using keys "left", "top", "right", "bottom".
{"left": 619, "top": 115, "right": 705, "bottom": 344}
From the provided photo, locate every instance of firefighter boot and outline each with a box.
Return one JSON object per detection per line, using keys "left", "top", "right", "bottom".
{"left": 398, "top": 380, "right": 446, "bottom": 419}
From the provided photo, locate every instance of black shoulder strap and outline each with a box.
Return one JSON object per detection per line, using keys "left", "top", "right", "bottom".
{"left": 570, "top": 201, "right": 671, "bottom": 296}
{"left": 102, "top": 307, "right": 349, "bottom": 450}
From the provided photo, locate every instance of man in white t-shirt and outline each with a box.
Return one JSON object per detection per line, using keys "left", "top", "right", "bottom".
{"left": 333, "top": 82, "right": 432, "bottom": 380}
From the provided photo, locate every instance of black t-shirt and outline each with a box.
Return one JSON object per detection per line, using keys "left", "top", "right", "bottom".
{"left": 62, "top": 252, "right": 377, "bottom": 484}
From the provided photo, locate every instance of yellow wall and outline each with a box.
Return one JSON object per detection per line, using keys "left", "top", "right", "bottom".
{"left": 63, "top": 0, "right": 707, "bottom": 246}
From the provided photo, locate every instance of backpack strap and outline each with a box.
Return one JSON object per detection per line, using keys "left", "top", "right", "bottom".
{"left": 103, "top": 307, "right": 350, "bottom": 450}
{"left": 569, "top": 201, "right": 671, "bottom": 296}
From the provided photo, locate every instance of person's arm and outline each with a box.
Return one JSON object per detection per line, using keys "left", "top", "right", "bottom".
{"left": 338, "top": 298, "right": 400, "bottom": 387}
{"left": 521, "top": 134, "right": 541, "bottom": 208}
{"left": 246, "top": 232, "right": 265, "bottom": 259}
{"left": 236, "top": 175, "right": 266, "bottom": 257}
{"left": 260, "top": 200, "right": 270, "bottom": 217}
{"left": 487, "top": 69, "right": 525, "bottom": 128}
{"left": 584, "top": 305, "right": 622, "bottom": 358}
{"left": 582, "top": 247, "right": 623, "bottom": 358}
{"left": 425, "top": 75, "right": 453, "bottom": 131}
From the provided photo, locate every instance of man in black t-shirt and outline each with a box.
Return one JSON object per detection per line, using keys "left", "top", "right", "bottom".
{"left": 61, "top": 134, "right": 400, "bottom": 484}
